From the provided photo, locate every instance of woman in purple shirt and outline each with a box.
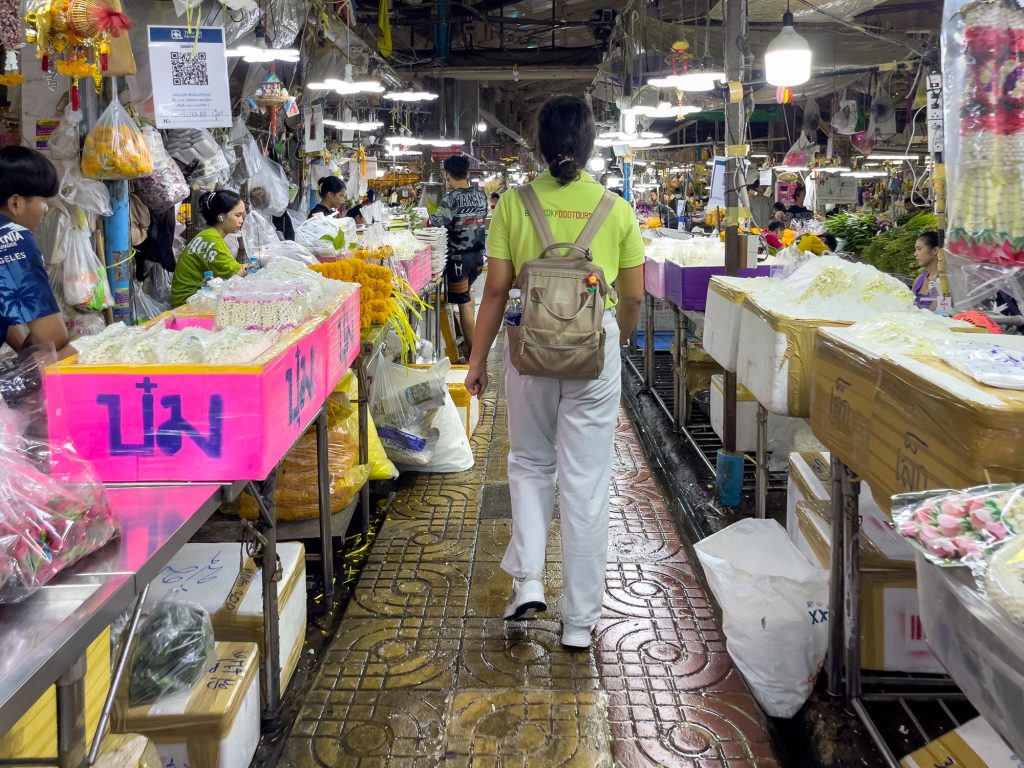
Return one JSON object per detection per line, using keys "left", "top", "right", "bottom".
{"left": 912, "top": 230, "right": 941, "bottom": 311}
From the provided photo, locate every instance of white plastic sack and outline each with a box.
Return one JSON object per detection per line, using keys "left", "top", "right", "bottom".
{"left": 693, "top": 518, "right": 830, "bottom": 718}
{"left": 397, "top": 395, "right": 473, "bottom": 474}
{"left": 241, "top": 209, "right": 281, "bottom": 257}
{"left": 255, "top": 240, "right": 316, "bottom": 267}
{"left": 295, "top": 213, "right": 354, "bottom": 249}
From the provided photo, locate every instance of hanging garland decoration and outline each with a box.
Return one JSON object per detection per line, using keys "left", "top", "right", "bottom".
{"left": 25, "top": 0, "right": 132, "bottom": 109}
{"left": 0, "top": 51, "right": 24, "bottom": 87}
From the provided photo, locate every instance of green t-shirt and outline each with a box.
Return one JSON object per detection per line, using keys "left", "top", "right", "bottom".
{"left": 171, "top": 228, "right": 240, "bottom": 308}
{"left": 487, "top": 170, "right": 645, "bottom": 302}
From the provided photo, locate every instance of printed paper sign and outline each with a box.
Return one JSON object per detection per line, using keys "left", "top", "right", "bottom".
{"left": 149, "top": 26, "right": 231, "bottom": 129}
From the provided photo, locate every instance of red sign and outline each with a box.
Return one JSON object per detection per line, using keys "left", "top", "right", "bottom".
{"left": 431, "top": 146, "right": 463, "bottom": 161}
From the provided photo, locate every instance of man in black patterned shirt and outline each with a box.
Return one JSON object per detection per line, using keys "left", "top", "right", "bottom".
{"left": 430, "top": 154, "right": 488, "bottom": 359}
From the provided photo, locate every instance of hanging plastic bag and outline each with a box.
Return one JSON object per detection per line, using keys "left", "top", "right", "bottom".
{"left": 63, "top": 210, "right": 113, "bottom": 311}
{"left": 693, "top": 519, "right": 830, "bottom": 718}
{"left": 340, "top": 372, "right": 398, "bottom": 481}
{"left": 60, "top": 166, "right": 112, "bottom": 217}
{"left": 228, "top": 115, "right": 263, "bottom": 178}
{"left": 47, "top": 106, "right": 83, "bottom": 164}
{"left": 132, "top": 127, "right": 189, "bottom": 211}
{"left": 240, "top": 208, "right": 280, "bottom": 258}
{"left": 81, "top": 96, "right": 153, "bottom": 180}
{"left": 143, "top": 263, "right": 173, "bottom": 307}
{"left": 131, "top": 281, "right": 168, "bottom": 324}
{"left": 128, "top": 599, "right": 215, "bottom": 706}
{"left": 248, "top": 157, "right": 289, "bottom": 217}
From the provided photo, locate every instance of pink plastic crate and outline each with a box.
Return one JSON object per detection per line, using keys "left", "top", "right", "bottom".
{"left": 401, "top": 248, "right": 432, "bottom": 295}
{"left": 44, "top": 290, "right": 361, "bottom": 483}
{"left": 644, "top": 258, "right": 668, "bottom": 299}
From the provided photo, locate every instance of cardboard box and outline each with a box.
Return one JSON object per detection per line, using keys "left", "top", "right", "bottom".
{"left": 901, "top": 718, "right": 1019, "bottom": 768}
{"left": 866, "top": 354, "right": 1024, "bottom": 511}
{"left": 809, "top": 327, "right": 880, "bottom": 463}
{"left": 44, "top": 291, "right": 361, "bottom": 483}
{"left": 0, "top": 629, "right": 111, "bottom": 759}
{"left": 113, "top": 643, "right": 260, "bottom": 768}
{"left": 147, "top": 543, "right": 306, "bottom": 697}
{"left": 787, "top": 452, "right": 940, "bottom": 674}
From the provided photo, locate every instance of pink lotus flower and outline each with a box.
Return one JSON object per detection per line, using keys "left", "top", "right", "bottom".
{"left": 914, "top": 505, "right": 938, "bottom": 524}
{"left": 953, "top": 535, "right": 983, "bottom": 557}
{"left": 940, "top": 499, "right": 967, "bottom": 518}
{"left": 937, "top": 514, "right": 964, "bottom": 537}
{"left": 899, "top": 520, "right": 919, "bottom": 538}
{"left": 928, "top": 537, "right": 959, "bottom": 558}
{"left": 917, "top": 525, "right": 941, "bottom": 544}
{"left": 970, "top": 507, "right": 994, "bottom": 530}
{"left": 986, "top": 522, "right": 1010, "bottom": 540}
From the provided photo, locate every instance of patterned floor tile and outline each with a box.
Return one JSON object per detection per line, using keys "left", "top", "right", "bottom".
{"left": 457, "top": 618, "right": 599, "bottom": 691}
{"left": 282, "top": 691, "right": 446, "bottom": 767}
{"left": 316, "top": 618, "right": 462, "bottom": 691}
{"left": 467, "top": 559, "right": 564, "bottom": 619}
{"left": 441, "top": 689, "right": 613, "bottom": 767}
{"left": 282, "top": 346, "right": 779, "bottom": 766}
{"left": 347, "top": 559, "right": 471, "bottom": 619}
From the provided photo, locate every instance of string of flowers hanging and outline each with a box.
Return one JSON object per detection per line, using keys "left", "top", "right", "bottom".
{"left": 25, "top": 0, "right": 132, "bottom": 109}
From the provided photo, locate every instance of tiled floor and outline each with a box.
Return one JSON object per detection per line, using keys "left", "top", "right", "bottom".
{"left": 281, "top": 352, "right": 779, "bottom": 767}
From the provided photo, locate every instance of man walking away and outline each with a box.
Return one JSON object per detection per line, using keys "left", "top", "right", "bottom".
{"left": 431, "top": 155, "right": 488, "bottom": 360}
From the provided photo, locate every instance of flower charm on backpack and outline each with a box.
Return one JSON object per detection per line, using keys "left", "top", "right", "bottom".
{"left": 585, "top": 273, "right": 599, "bottom": 293}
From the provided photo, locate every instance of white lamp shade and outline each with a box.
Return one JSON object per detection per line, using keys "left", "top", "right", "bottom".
{"left": 765, "top": 25, "right": 812, "bottom": 87}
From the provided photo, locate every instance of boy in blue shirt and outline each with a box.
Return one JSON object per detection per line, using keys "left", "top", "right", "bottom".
{"left": 0, "top": 146, "right": 73, "bottom": 358}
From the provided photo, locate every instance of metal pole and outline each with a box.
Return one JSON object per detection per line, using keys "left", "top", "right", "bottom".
{"left": 842, "top": 462, "right": 862, "bottom": 705}
{"left": 315, "top": 406, "right": 335, "bottom": 597}
{"left": 103, "top": 180, "right": 131, "bottom": 323}
{"left": 357, "top": 342, "right": 373, "bottom": 534}
{"left": 642, "top": 293, "right": 654, "bottom": 392}
{"left": 721, "top": 0, "right": 747, "bottom": 454}
{"left": 55, "top": 657, "right": 87, "bottom": 768}
{"left": 827, "top": 455, "right": 846, "bottom": 697}
{"left": 754, "top": 404, "right": 767, "bottom": 518}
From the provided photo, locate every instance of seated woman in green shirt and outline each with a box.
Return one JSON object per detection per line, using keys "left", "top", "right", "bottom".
{"left": 171, "top": 190, "right": 246, "bottom": 308}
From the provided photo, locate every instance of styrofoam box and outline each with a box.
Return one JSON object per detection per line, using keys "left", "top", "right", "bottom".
{"left": 709, "top": 374, "right": 803, "bottom": 453}
{"left": 901, "top": 717, "right": 1019, "bottom": 768}
{"left": 148, "top": 543, "right": 307, "bottom": 695}
{"left": 115, "top": 642, "right": 260, "bottom": 768}
{"left": 703, "top": 276, "right": 759, "bottom": 372}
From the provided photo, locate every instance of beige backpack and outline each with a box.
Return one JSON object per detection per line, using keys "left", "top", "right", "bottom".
{"left": 507, "top": 185, "right": 618, "bottom": 380}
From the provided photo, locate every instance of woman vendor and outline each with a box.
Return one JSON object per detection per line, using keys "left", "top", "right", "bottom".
{"left": 912, "top": 230, "right": 942, "bottom": 311}
{"left": 170, "top": 190, "right": 246, "bottom": 308}
{"left": 311, "top": 176, "right": 344, "bottom": 217}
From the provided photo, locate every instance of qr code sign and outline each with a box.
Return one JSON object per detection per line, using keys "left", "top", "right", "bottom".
{"left": 170, "top": 51, "right": 208, "bottom": 87}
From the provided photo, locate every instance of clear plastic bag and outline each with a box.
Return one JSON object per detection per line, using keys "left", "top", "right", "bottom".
{"left": 237, "top": 392, "right": 370, "bottom": 522}
{"left": 81, "top": 97, "right": 153, "bottom": 180}
{"left": 0, "top": 356, "right": 120, "bottom": 603}
{"left": 60, "top": 166, "right": 113, "bottom": 216}
{"left": 214, "top": 279, "right": 314, "bottom": 331}
{"left": 143, "top": 263, "right": 173, "bottom": 307}
{"left": 128, "top": 599, "right": 215, "bottom": 706}
{"left": 131, "top": 281, "right": 169, "bottom": 324}
{"left": 227, "top": 115, "right": 263, "bottom": 178}
{"left": 938, "top": 338, "right": 1024, "bottom": 390}
{"left": 240, "top": 208, "right": 280, "bottom": 257}
{"left": 369, "top": 356, "right": 450, "bottom": 466}
{"left": 295, "top": 212, "right": 355, "bottom": 250}
{"left": 893, "top": 484, "right": 1024, "bottom": 564}
{"left": 395, "top": 394, "right": 473, "bottom": 473}
{"left": 254, "top": 239, "right": 317, "bottom": 267}
{"left": 64, "top": 221, "right": 113, "bottom": 311}
{"left": 248, "top": 157, "right": 289, "bottom": 217}
{"left": 47, "top": 106, "right": 83, "bottom": 164}
{"left": 132, "top": 127, "right": 189, "bottom": 212}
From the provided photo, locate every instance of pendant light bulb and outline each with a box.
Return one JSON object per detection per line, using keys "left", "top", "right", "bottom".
{"left": 765, "top": 10, "right": 812, "bottom": 87}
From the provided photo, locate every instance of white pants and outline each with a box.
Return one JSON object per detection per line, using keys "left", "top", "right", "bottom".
{"left": 501, "top": 313, "right": 621, "bottom": 627}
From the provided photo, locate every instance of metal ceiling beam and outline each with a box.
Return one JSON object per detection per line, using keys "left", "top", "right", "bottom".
{"left": 412, "top": 65, "right": 598, "bottom": 80}
{"left": 478, "top": 107, "right": 531, "bottom": 148}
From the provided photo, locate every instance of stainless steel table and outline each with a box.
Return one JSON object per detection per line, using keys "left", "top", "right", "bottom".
{"left": 0, "top": 483, "right": 223, "bottom": 765}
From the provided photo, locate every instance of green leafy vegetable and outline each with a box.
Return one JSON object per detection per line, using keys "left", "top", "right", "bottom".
{"left": 129, "top": 601, "right": 214, "bottom": 706}
{"left": 823, "top": 211, "right": 881, "bottom": 255}
{"left": 859, "top": 212, "right": 938, "bottom": 277}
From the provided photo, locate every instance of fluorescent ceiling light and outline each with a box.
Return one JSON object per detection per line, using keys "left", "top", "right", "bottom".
{"left": 868, "top": 153, "right": 919, "bottom": 161}
{"left": 384, "top": 90, "right": 438, "bottom": 102}
{"left": 842, "top": 171, "right": 887, "bottom": 178}
{"left": 750, "top": 153, "right": 768, "bottom": 158}
{"left": 765, "top": 9, "right": 812, "bottom": 87}
{"left": 308, "top": 65, "right": 383, "bottom": 95}
{"left": 816, "top": 165, "right": 851, "bottom": 173}
{"left": 384, "top": 136, "right": 464, "bottom": 147}
{"left": 476, "top": 121, "right": 487, "bottom": 132}
{"left": 622, "top": 101, "right": 701, "bottom": 118}
{"left": 386, "top": 147, "right": 421, "bottom": 156}
{"left": 324, "top": 119, "right": 384, "bottom": 131}
{"left": 226, "top": 45, "right": 299, "bottom": 63}
{"left": 587, "top": 157, "right": 607, "bottom": 172}
{"left": 648, "top": 71, "right": 725, "bottom": 92}
{"left": 775, "top": 165, "right": 809, "bottom": 172}
{"left": 599, "top": 130, "right": 663, "bottom": 141}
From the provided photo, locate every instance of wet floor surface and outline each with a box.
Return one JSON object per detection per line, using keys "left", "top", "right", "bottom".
{"left": 280, "top": 357, "right": 779, "bottom": 767}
